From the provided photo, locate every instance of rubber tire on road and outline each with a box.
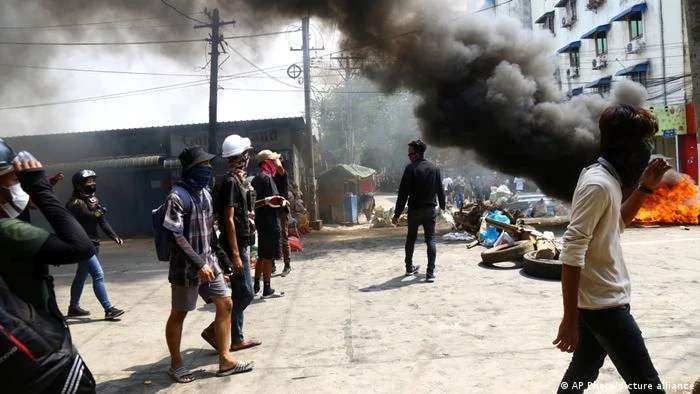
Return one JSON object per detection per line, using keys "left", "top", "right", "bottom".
{"left": 523, "top": 251, "right": 562, "bottom": 280}
{"left": 480, "top": 240, "right": 534, "bottom": 264}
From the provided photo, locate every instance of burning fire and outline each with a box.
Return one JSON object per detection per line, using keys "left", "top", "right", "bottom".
{"left": 634, "top": 174, "right": 700, "bottom": 224}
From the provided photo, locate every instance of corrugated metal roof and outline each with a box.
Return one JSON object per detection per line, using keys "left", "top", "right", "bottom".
{"left": 43, "top": 155, "right": 166, "bottom": 172}
{"left": 318, "top": 164, "right": 376, "bottom": 179}
{"left": 7, "top": 117, "right": 305, "bottom": 138}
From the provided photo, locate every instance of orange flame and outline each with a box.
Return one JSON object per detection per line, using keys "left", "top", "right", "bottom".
{"left": 634, "top": 174, "right": 700, "bottom": 224}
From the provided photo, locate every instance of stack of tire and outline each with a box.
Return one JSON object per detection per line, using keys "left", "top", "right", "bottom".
{"left": 480, "top": 241, "right": 562, "bottom": 280}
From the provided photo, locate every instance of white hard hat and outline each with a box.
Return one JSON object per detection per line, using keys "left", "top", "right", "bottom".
{"left": 222, "top": 135, "right": 252, "bottom": 158}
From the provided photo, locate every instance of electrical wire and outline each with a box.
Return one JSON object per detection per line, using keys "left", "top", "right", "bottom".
{"left": 160, "top": 0, "right": 207, "bottom": 25}
{"left": 0, "top": 14, "right": 201, "bottom": 30}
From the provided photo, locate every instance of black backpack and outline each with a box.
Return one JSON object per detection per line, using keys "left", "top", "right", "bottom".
{"left": 0, "top": 274, "right": 94, "bottom": 393}
{"left": 214, "top": 174, "right": 256, "bottom": 246}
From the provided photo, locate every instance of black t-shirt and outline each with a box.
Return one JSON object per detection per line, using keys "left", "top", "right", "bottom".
{"left": 273, "top": 172, "right": 289, "bottom": 199}
{"left": 251, "top": 172, "right": 280, "bottom": 233}
{"left": 216, "top": 173, "right": 250, "bottom": 251}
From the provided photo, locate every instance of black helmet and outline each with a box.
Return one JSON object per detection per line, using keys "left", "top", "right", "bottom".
{"left": 0, "top": 138, "right": 16, "bottom": 176}
{"left": 72, "top": 169, "right": 97, "bottom": 189}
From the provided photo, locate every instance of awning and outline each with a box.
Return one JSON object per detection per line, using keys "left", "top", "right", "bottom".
{"left": 318, "top": 164, "right": 376, "bottom": 179}
{"left": 571, "top": 87, "right": 583, "bottom": 96}
{"left": 611, "top": 2, "right": 647, "bottom": 22}
{"left": 554, "top": 0, "right": 569, "bottom": 7}
{"left": 584, "top": 76, "right": 612, "bottom": 89}
{"left": 43, "top": 155, "right": 167, "bottom": 172}
{"left": 616, "top": 61, "right": 649, "bottom": 76}
{"left": 581, "top": 24, "right": 611, "bottom": 39}
{"left": 535, "top": 10, "right": 555, "bottom": 23}
{"left": 558, "top": 40, "right": 581, "bottom": 53}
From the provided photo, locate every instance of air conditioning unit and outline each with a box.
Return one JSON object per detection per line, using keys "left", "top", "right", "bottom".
{"left": 592, "top": 55, "right": 607, "bottom": 70}
{"left": 566, "top": 67, "right": 580, "bottom": 79}
{"left": 561, "top": 17, "right": 573, "bottom": 28}
{"left": 586, "top": 0, "right": 606, "bottom": 11}
{"left": 626, "top": 39, "right": 646, "bottom": 54}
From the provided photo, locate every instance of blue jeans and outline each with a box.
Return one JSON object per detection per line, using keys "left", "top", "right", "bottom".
{"left": 206, "top": 247, "right": 254, "bottom": 343}
{"left": 454, "top": 191, "right": 464, "bottom": 208}
{"left": 405, "top": 207, "right": 437, "bottom": 273}
{"left": 558, "top": 305, "right": 664, "bottom": 394}
{"left": 70, "top": 254, "right": 112, "bottom": 310}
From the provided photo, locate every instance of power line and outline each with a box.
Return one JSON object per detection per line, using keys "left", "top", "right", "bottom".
{"left": 0, "top": 15, "right": 198, "bottom": 30}
{"left": 223, "top": 40, "right": 302, "bottom": 89}
{"left": 160, "top": 0, "right": 206, "bottom": 24}
{"left": 0, "top": 62, "right": 289, "bottom": 78}
{"left": 0, "top": 29, "right": 295, "bottom": 46}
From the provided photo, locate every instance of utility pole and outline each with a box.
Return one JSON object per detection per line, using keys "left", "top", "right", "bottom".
{"left": 685, "top": 0, "right": 700, "bottom": 142}
{"left": 331, "top": 54, "right": 363, "bottom": 164}
{"left": 195, "top": 9, "right": 235, "bottom": 155}
{"left": 291, "top": 16, "right": 323, "bottom": 223}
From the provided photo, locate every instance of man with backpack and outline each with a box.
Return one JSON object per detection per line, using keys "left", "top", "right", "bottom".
{"left": 0, "top": 139, "right": 97, "bottom": 393}
{"left": 161, "top": 146, "right": 253, "bottom": 383}
{"left": 201, "top": 135, "right": 262, "bottom": 353}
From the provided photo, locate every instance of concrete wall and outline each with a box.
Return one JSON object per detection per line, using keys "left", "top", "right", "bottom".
{"left": 531, "top": 0, "right": 687, "bottom": 105}
{"left": 467, "top": 0, "right": 534, "bottom": 28}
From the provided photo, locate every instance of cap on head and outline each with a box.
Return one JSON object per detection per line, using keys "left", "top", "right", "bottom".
{"left": 255, "top": 149, "right": 281, "bottom": 163}
{"left": 0, "top": 138, "right": 16, "bottom": 176}
{"left": 222, "top": 135, "right": 253, "bottom": 158}
{"left": 179, "top": 146, "right": 215, "bottom": 172}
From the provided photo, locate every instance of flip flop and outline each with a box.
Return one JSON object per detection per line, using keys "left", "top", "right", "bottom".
{"left": 168, "top": 366, "right": 195, "bottom": 383}
{"left": 216, "top": 360, "right": 254, "bottom": 377}
{"left": 230, "top": 339, "right": 262, "bottom": 352}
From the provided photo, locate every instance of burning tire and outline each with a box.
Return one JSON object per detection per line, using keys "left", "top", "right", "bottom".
{"left": 523, "top": 251, "right": 562, "bottom": 280}
{"left": 481, "top": 240, "right": 534, "bottom": 264}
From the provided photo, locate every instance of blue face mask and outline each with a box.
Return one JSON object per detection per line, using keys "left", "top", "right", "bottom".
{"left": 184, "top": 165, "right": 212, "bottom": 190}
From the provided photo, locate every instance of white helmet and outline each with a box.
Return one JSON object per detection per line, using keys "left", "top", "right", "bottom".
{"left": 221, "top": 135, "right": 252, "bottom": 158}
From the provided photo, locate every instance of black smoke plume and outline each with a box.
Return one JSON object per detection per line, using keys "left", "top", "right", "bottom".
{"left": 218, "top": 0, "right": 646, "bottom": 201}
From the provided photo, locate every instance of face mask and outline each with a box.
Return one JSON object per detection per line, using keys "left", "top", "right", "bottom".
{"left": 408, "top": 152, "right": 421, "bottom": 162}
{"left": 84, "top": 184, "right": 97, "bottom": 194}
{"left": 260, "top": 160, "right": 277, "bottom": 177}
{"left": 603, "top": 144, "right": 651, "bottom": 189}
{"left": 0, "top": 183, "right": 30, "bottom": 219}
{"left": 184, "top": 165, "right": 212, "bottom": 190}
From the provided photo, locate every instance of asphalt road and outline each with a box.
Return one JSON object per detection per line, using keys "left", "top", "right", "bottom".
{"left": 49, "top": 224, "right": 700, "bottom": 393}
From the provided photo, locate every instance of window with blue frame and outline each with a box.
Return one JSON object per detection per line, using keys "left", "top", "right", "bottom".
{"left": 629, "top": 71, "right": 647, "bottom": 87}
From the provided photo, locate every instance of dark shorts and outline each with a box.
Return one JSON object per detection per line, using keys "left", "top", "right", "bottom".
{"left": 258, "top": 230, "right": 281, "bottom": 260}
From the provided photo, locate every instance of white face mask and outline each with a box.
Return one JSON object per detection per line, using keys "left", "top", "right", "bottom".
{"left": 0, "top": 183, "right": 30, "bottom": 219}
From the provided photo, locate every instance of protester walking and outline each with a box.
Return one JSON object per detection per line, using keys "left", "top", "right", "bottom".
{"left": 553, "top": 104, "right": 670, "bottom": 393}
{"left": 0, "top": 139, "right": 98, "bottom": 392}
{"left": 162, "top": 146, "right": 253, "bottom": 383}
{"left": 66, "top": 169, "right": 125, "bottom": 320}
{"left": 202, "top": 135, "right": 262, "bottom": 353}
{"left": 392, "top": 139, "right": 446, "bottom": 282}
{"left": 251, "top": 150, "right": 286, "bottom": 298}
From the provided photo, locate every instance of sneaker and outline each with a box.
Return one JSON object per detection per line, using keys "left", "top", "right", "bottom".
{"left": 253, "top": 281, "right": 261, "bottom": 296}
{"left": 281, "top": 265, "right": 291, "bottom": 277}
{"left": 104, "top": 307, "right": 125, "bottom": 320}
{"left": 405, "top": 264, "right": 420, "bottom": 276}
{"left": 261, "top": 288, "right": 285, "bottom": 299}
{"left": 67, "top": 306, "right": 90, "bottom": 317}
{"left": 426, "top": 272, "right": 436, "bottom": 282}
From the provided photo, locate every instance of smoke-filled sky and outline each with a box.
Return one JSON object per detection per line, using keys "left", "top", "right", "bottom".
{"left": 0, "top": 0, "right": 643, "bottom": 199}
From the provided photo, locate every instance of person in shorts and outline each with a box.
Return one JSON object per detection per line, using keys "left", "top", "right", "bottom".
{"left": 251, "top": 150, "right": 286, "bottom": 299}
{"left": 163, "top": 146, "right": 253, "bottom": 383}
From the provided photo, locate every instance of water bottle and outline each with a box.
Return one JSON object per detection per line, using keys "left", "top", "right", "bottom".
{"left": 14, "top": 150, "right": 37, "bottom": 163}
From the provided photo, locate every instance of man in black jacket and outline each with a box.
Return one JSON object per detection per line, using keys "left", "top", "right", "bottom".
{"left": 392, "top": 139, "right": 446, "bottom": 282}
{"left": 0, "top": 139, "right": 97, "bottom": 392}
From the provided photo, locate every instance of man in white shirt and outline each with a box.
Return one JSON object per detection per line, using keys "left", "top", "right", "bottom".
{"left": 553, "top": 104, "right": 671, "bottom": 393}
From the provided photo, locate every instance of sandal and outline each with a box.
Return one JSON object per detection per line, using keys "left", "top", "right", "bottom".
{"left": 230, "top": 339, "right": 262, "bottom": 352}
{"left": 168, "top": 366, "right": 195, "bottom": 383}
{"left": 217, "top": 360, "right": 254, "bottom": 376}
